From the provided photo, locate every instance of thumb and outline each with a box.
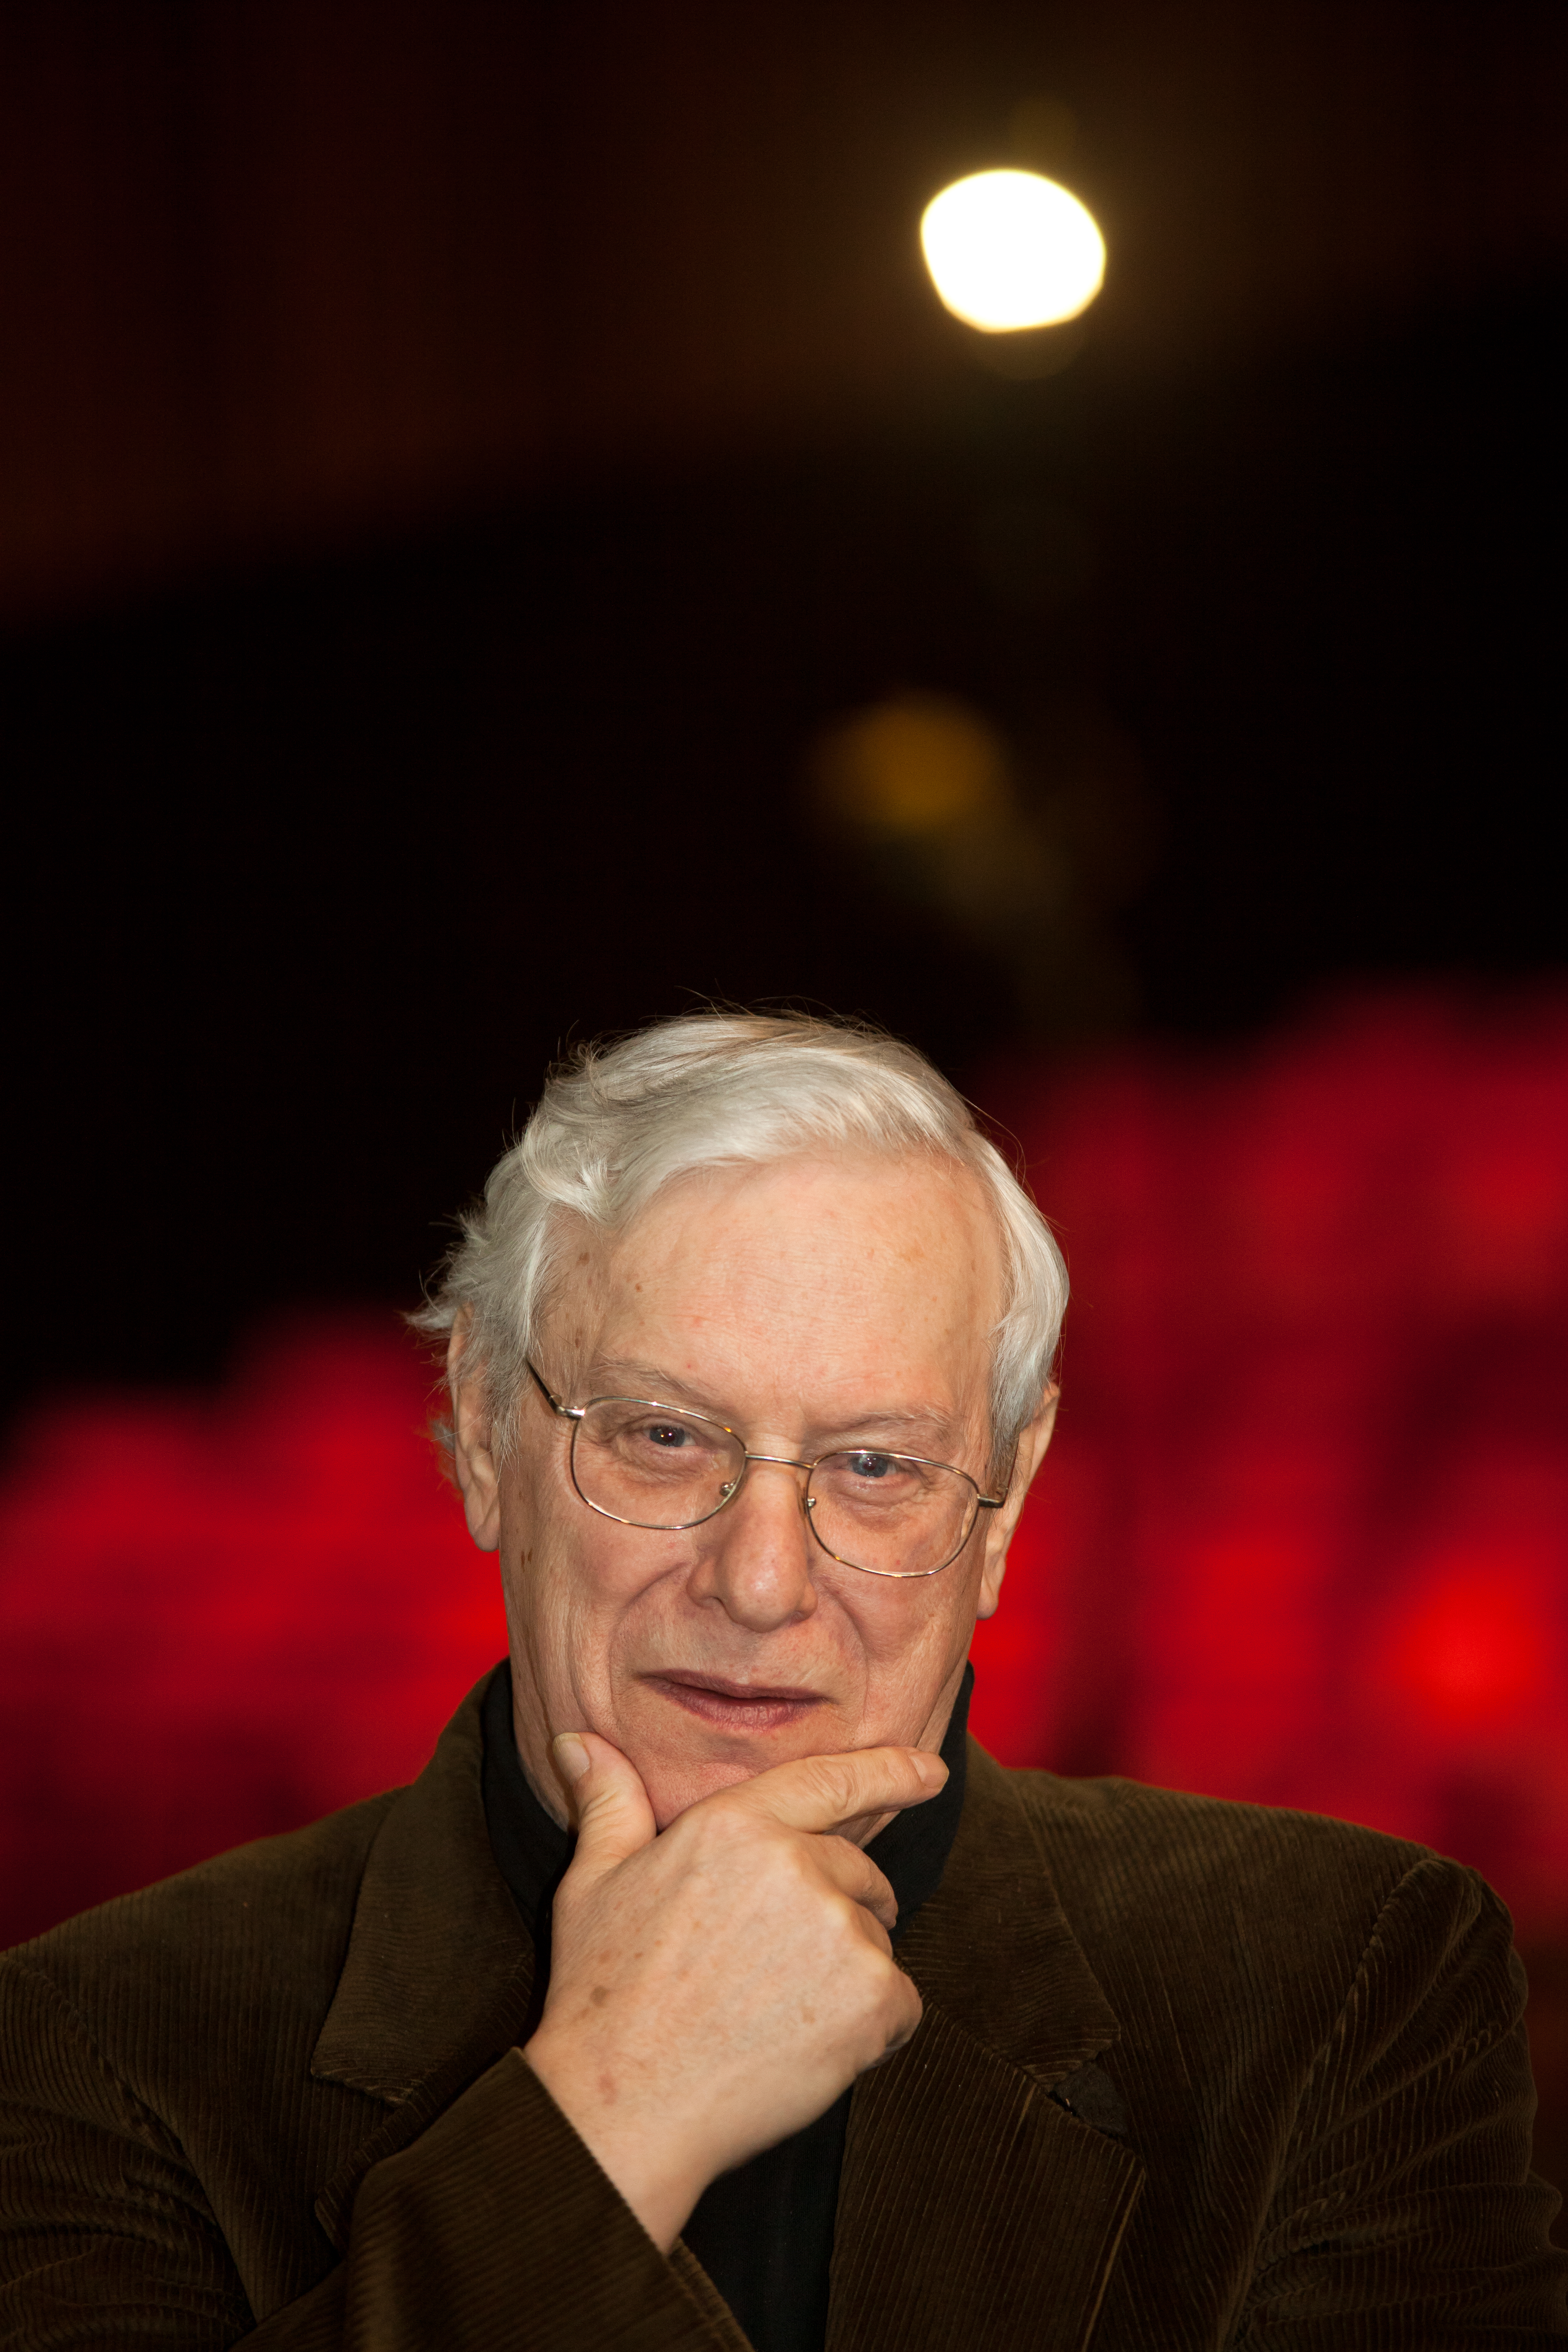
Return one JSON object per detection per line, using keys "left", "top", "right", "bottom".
{"left": 552, "top": 1730, "right": 657, "bottom": 1883}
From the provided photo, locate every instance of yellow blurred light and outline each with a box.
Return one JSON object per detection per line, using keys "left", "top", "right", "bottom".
{"left": 920, "top": 169, "right": 1105, "bottom": 332}
{"left": 810, "top": 694, "right": 1011, "bottom": 836}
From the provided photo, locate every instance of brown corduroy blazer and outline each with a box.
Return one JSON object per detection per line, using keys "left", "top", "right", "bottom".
{"left": 1, "top": 1673, "right": 1565, "bottom": 2350}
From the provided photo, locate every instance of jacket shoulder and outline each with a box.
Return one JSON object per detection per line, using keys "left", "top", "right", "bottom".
{"left": 1004, "top": 1759, "right": 1436, "bottom": 1871}
{"left": 0, "top": 1787, "right": 402, "bottom": 2090}
{"left": 1001, "top": 1756, "right": 1489, "bottom": 1932}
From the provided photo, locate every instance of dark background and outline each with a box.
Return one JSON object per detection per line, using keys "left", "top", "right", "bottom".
{"left": 2, "top": 0, "right": 1564, "bottom": 1424}
{"left": 2, "top": 0, "right": 1566, "bottom": 2213}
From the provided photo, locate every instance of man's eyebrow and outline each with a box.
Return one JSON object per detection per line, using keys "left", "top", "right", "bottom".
{"left": 585, "top": 1359, "right": 718, "bottom": 1407}
{"left": 817, "top": 1406, "right": 961, "bottom": 1440}
{"left": 583, "top": 1361, "right": 965, "bottom": 1446}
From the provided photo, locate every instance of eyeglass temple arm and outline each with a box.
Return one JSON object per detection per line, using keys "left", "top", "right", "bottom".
{"left": 980, "top": 1436, "right": 1026, "bottom": 1512}
{"left": 525, "top": 1359, "right": 583, "bottom": 1421}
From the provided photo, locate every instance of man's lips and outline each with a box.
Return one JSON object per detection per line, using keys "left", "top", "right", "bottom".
{"left": 641, "top": 1670, "right": 828, "bottom": 1731}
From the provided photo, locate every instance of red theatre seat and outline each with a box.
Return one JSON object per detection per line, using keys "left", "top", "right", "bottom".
{"left": 971, "top": 988, "right": 1568, "bottom": 1943}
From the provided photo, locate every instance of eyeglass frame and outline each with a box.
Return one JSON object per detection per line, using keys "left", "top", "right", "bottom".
{"left": 524, "top": 1359, "right": 1006, "bottom": 1580}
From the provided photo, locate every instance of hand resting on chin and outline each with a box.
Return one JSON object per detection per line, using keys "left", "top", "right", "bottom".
{"left": 521, "top": 1734, "right": 946, "bottom": 2252}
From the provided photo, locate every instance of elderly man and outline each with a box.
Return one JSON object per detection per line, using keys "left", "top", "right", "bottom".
{"left": 1, "top": 1013, "right": 1564, "bottom": 2350}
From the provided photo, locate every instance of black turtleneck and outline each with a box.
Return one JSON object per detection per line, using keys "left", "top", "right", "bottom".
{"left": 480, "top": 1661, "right": 972, "bottom": 2352}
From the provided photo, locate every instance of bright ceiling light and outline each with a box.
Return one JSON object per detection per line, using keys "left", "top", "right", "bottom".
{"left": 920, "top": 169, "right": 1105, "bottom": 333}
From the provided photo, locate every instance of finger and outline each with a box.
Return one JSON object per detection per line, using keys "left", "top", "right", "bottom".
{"left": 732, "top": 1745, "right": 947, "bottom": 1838}
{"left": 813, "top": 1836, "right": 900, "bottom": 1937}
{"left": 552, "top": 1730, "right": 658, "bottom": 1885}
{"left": 867, "top": 1987, "right": 924, "bottom": 2068}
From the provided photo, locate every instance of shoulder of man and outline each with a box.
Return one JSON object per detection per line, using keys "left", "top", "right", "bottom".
{"left": 999, "top": 1753, "right": 1443, "bottom": 1920}
{"left": 982, "top": 1748, "right": 1521, "bottom": 2089}
{"left": 992, "top": 1748, "right": 1504, "bottom": 1959}
{"left": 0, "top": 1785, "right": 400, "bottom": 2101}
{"left": 1, "top": 1665, "right": 506, "bottom": 2099}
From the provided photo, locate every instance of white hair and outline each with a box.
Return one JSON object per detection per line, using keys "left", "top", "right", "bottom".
{"left": 413, "top": 1012, "right": 1067, "bottom": 1473}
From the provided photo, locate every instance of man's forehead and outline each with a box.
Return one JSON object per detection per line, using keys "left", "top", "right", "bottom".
{"left": 542, "top": 1153, "right": 1001, "bottom": 1398}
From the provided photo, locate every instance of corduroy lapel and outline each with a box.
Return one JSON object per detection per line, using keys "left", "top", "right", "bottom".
{"left": 309, "top": 1671, "right": 537, "bottom": 2244}
{"left": 304, "top": 1680, "right": 1145, "bottom": 2340}
{"left": 825, "top": 1741, "right": 1145, "bottom": 2352}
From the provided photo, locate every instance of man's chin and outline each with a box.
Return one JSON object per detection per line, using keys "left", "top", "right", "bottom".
{"left": 633, "top": 1724, "right": 851, "bottom": 1833}
{"left": 644, "top": 1757, "right": 762, "bottom": 1831}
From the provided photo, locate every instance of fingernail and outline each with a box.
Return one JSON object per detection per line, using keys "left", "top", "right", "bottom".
{"left": 553, "top": 1731, "right": 590, "bottom": 1785}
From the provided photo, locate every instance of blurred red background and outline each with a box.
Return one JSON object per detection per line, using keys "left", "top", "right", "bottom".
{"left": 3, "top": 987, "right": 1565, "bottom": 2184}
{"left": 976, "top": 988, "right": 1568, "bottom": 1930}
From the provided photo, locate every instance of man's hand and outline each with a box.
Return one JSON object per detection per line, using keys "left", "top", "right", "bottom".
{"left": 521, "top": 1734, "right": 945, "bottom": 2252}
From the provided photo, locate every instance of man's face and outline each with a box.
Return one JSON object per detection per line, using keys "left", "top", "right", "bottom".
{"left": 454, "top": 1151, "right": 1054, "bottom": 1830}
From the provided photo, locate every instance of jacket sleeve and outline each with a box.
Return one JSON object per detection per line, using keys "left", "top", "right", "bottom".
{"left": 0, "top": 1958, "right": 747, "bottom": 2352}
{"left": 1235, "top": 1856, "right": 1568, "bottom": 2344}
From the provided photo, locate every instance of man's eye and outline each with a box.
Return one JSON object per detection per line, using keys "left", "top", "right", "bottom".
{"left": 643, "top": 1422, "right": 693, "bottom": 1450}
{"left": 846, "top": 1451, "right": 895, "bottom": 1479}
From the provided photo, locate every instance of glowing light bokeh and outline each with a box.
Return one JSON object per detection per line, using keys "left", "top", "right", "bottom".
{"left": 808, "top": 693, "right": 1011, "bottom": 833}
{"left": 920, "top": 170, "right": 1105, "bottom": 331}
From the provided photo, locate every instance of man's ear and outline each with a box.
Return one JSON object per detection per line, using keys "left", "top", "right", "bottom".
{"left": 448, "top": 1308, "right": 502, "bottom": 1553}
{"left": 976, "top": 1384, "right": 1059, "bottom": 1620}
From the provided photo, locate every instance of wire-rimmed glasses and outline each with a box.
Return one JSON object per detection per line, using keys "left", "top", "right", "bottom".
{"left": 526, "top": 1361, "right": 1002, "bottom": 1579}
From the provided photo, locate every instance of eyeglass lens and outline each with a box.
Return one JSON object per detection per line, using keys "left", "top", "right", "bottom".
{"left": 570, "top": 1398, "right": 977, "bottom": 1577}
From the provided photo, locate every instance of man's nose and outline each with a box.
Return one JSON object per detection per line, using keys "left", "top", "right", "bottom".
{"left": 686, "top": 1455, "right": 820, "bottom": 1630}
